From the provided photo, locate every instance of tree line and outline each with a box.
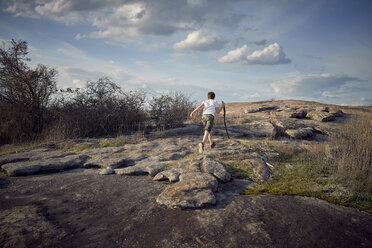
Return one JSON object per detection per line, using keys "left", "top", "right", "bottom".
{"left": 0, "top": 39, "right": 194, "bottom": 145}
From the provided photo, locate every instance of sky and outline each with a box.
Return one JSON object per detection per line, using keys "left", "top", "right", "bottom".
{"left": 1, "top": 0, "right": 372, "bottom": 105}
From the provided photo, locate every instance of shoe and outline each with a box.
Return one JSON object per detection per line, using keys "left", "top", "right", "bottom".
{"left": 199, "top": 142, "right": 204, "bottom": 153}
{"left": 210, "top": 142, "right": 216, "bottom": 149}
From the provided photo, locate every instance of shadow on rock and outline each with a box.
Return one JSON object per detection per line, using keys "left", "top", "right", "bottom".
{"left": 0, "top": 177, "right": 10, "bottom": 189}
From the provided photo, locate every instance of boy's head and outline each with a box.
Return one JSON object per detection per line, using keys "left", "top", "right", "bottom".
{"left": 207, "top": 92, "right": 215, "bottom": 99}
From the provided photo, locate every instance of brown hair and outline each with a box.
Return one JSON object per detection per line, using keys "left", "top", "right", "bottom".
{"left": 207, "top": 92, "right": 215, "bottom": 99}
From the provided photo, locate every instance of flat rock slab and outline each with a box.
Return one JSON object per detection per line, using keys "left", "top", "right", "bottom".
{"left": 0, "top": 155, "right": 29, "bottom": 166}
{"left": 115, "top": 158, "right": 168, "bottom": 176}
{"left": 1, "top": 171, "right": 371, "bottom": 248}
{"left": 84, "top": 153, "right": 147, "bottom": 169}
{"left": 79, "top": 147, "right": 125, "bottom": 156}
{"left": 157, "top": 172, "right": 218, "bottom": 209}
{"left": 0, "top": 149, "right": 75, "bottom": 166}
{"left": 2, "top": 155, "right": 89, "bottom": 176}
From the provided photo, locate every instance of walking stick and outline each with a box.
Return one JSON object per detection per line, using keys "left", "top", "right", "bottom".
{"left": 222, "top": 101, "right": 230, "bottom": 139}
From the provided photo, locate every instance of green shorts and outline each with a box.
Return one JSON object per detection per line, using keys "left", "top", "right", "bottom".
{"left": 202, "top": 114, "right": 215, "bottom": 132}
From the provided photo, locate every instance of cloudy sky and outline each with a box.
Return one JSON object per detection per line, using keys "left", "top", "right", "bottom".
{"left": 1, "top": 0, "right": 372, "bottom": 105}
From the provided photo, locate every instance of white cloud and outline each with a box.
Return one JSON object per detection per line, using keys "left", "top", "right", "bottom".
{"left": 270, "top": 73, "right": 363, "bottom": 98}
{"left": 134, "top": 61, "right": 152, "bottom": 67}
{"left": 91, "top": 3, "right": 147, "bottom": 38}
{"left": 34, "top": 0, "right": 73, "bottom": 15}
{"left": 187, "top": 0, "right": 206, "bottom": 7}
{"left": 246, "top": 43, "right": 291, "bottom": 65}
{"left": 75, "top": 33, "right": 86, "bottom": 40}
{"left": 173, "top": 30, "right": 227, "bottom": 51}
{"left": 218, "top": 45, "right": 248, "bottom": 63}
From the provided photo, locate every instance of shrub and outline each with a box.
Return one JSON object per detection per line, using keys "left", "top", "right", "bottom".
{"left": 149, "top": 91, "right": 194, "bottom": 129}
{"left": 46, "top": 77, "right": 147, "bottom": 140}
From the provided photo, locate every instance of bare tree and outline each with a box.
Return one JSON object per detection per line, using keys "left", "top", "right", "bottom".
{"left": 0, "top": 39, "right": 57, "bottom": 143}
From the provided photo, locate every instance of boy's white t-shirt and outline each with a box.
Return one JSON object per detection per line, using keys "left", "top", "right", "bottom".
{"left": 202, "top": 99, "right": 219, "bottom": 116}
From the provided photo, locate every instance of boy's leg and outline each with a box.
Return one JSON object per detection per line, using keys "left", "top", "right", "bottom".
{"left": 208, "top": 132, "right": 213, "bottom": 146}
{"left": 202, "top": 130, "right": 209, "bottom": 144}
{"left": 199, "top": 130, "right": 209, "bottom": 153}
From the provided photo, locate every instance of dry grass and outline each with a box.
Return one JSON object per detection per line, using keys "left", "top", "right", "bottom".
{"left": 333, "top": 115, "right": 372, "bottom": 175}
{"left": 237, "top": 114, "right": 372, "bottom": 213}
{"left": 308, "top": 114, "right": 372, "bottom": 201}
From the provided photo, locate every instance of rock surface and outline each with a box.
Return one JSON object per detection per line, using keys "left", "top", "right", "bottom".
{"left": 0, "top": 171, "right": 371, "bottom": 248}
{"left": 286, "top": 127, "right": 314, "bottom": 139}
{"left": 0, "top": 205, "right": 66, "bottom": 248}
{"left": 157, "top": 172, "right": 219, "bottom": 209}
{"left": 308, "top": 111, "right": 336, "bottom": 122}
{"left": 201, "top": 156, "right": 231, "bottom": 183}
{"left": 243, "top": 158, "right": 272, "bottom": 182}
{"left": 2, "top": 154, "right": 89, "bottom": 176}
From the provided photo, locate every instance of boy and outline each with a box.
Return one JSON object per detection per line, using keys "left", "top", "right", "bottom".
{"left": 190, "top": 92, "right": 225, "bottom": 153}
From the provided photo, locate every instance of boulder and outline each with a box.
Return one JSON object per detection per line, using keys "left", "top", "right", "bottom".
{"left": 153, "top": 170, "right": 180, "bottom": 182}
{"left": 243, "top": 158, "right": 271, "bottom": 182}
{"left": 308, "top": 111, "right": 336, "bottom": 122}
{"left": 156, "top": 172, "right": 218, "bottom": 209}
{"left": 286, "top": 127, "right": 314, "bottom": 139}
{"left": 201, "top": 156, "right": 231, "bottom": 183}
{"left": 146, "top": 163, "right": 168, "bottom": 176}
{"left": 99, "top": 167, "right": 115, "bottom": 175}
{"left": 289, "top": 109, "right": 307, "bottom": 118}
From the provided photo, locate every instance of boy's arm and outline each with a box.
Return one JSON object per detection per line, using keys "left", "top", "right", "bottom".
{"left": 190, "top": 103, "right": 204, "bottom": 117}
{"left": 215, "top": 101, "right": 225, "bottom": 114}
